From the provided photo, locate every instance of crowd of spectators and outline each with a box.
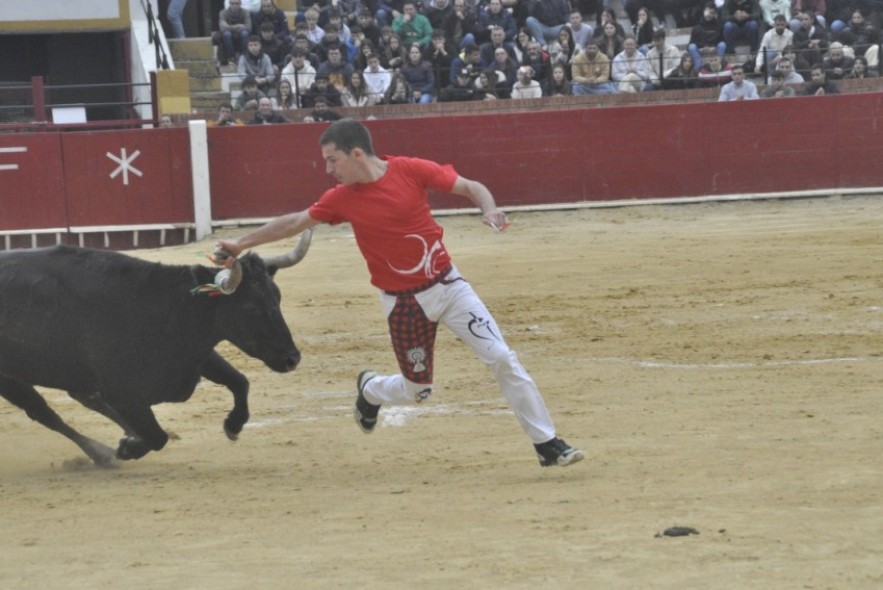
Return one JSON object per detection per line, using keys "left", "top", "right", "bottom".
{"left": 215, "top": 0, "right": 883, "bottom": 121}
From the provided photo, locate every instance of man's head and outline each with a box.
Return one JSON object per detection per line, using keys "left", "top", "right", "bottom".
{"left": 488, "top": 0, "right": 502, "bottom": 13}
{"left": 159, "top": 114, "right": 173, "bottom": 128}
{"left": 228, "top": 0, "right": 242, "bottom": 12}
{"left": 260, "top": 0, "right": 274, "bottom": 14}
{"left": 218, "top": 102, "right": 234, "bottom": 119}
{"left": 570, "top": 10, "right": 583, "bottom": 27}
{"left": 490, "top": 26, "right": 505, "bottom": 45}
{"left": 403, "top": 1, "right": 417, "bottom": 17}
{"left": 652, "top": 29, "right": 667, "bottom": 50}
{"left": 585, "top": 39, "right": 599, "bottom": 58}
{"left": 828, "top": 42, "right": 844, "bottom": 62}
{"left": 258, "top": 97, "right": 273, "bottom": 116}
{"left": 319, "top": 118, "right": 375, "bottom": 185}
{"left": 517, "top": 66, "right": 534, "bottom": 83}
{"left": 367, "top": 53, "right": 381, "bottom": 71}
{"left": 242, "top": 75, "right": 258, "bottom": 93}
{"left": 810, "top": 64, "right": 826, "bottom": 84}
{"left": 247, "top": 35, "right": 261, "bottom": 55}
{"left": 305, "top": 8, "right": 320, "bottom": 28}
{"left": 260, "top": 21, "right": 275, "bottom": 41}
{"left": 623, "top": 36, "right": 637, "bottom": 55}
{"left": 770, "top": 70, "right": 785, "bottom": 87}
{"left": 773, "top": 14, "right": 787, "bottom": 33}
{"left": 798, "top": 11, "right": 813, "bottom": 29}
{"left": 327, "top": 47, "right": 342, "bottom": 64}
{"left": 776, "top": 56, "right": 793, "bottom": 75}
{"left": 494, "top": 47, "right": 508, "bottom": 64}
{"left": 730, "top": 65, "right": 745, "bottom": 84}
{"left": 456, "top": 68, "right": 470, "bottom": 84}
{"left": 315, "top": 73, "right": 330, "bottom": 88}
{"left": 291, "top": 46, "right": 307, "bottom": 66}
{"left": 464, "top": 43, "right": 480, "bottom": 62}
{"left": 703, "top": 2, "right": 717, "bottom": 20}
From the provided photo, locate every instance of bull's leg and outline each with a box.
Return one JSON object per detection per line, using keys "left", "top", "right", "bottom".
{"left": 112, "top": 403, "right": 169, "bottom": 461}
{"left": 201, "top": 351, "right": 250, "bottom": 440}
{"left": 0, "top": 376, "right": 119, "bottom": 468}
{"left": 68, "top": 390, "right": 134, "bottom": 435}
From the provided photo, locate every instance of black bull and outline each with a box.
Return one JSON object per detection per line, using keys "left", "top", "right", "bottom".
{"left": 0, "top": 231, "right": 312, "bottom": 467}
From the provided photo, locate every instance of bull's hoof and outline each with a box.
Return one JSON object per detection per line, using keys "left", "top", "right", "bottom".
{"left": 224, "top": 411, "right": 248, "bottom": 441}
{"left": 84, "top": 440, "right": 122, "bottom": 469}
{"left": 116, "top": 436, "right": 151, "bottom": 460}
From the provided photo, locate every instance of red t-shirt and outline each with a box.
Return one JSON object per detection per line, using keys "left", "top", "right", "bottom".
{"left": 308, "top": 155, "right": 459, "bottom": 291}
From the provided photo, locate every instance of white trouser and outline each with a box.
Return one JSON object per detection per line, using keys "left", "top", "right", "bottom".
{"left": 361, "top": 266, "right": 556, "bottom": 444}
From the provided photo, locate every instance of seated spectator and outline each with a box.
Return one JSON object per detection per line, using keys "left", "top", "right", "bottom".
{"left": 439, "top": 67, "right": 487, "bottom": 101}
{"left": 612, "top": 36, "right": 653, "bottom": 92}
{"left": 341, "top": 70, "right": 377, "bottom": 106}
{"left": 271, "top": 78, "right": 298, "bottom": 109}
{"left": 393, "top": 1, "right": 433, "bottom": 48}
{"left": 803, "top": 63, "right": 839, "bottom": 94}
{"left": 302, "top": 96, "right": 343, "bottom": 122}
{"left": 548, "top": 26, "right": 577, "bottom": 73}
{"left": 401, "top": 43, "right": 435, "bottom": 103}
{"left": 302, "top": 73, "right": 343, "bottom": 107}
{"left": 788, "top": 0, "right": 826, "bottom": 32}
{"left": 792, "top": 10, "right": 829, "bottom": 65}
{"left": 689, "top": 2, "right": 727, "bottom": 68}
{"left": 480, "top": 26, "right": 518, "bottom": 67}
{"left": 597, "top": 21, "right": 624, "bottom": 61}
{"left": 511, "top": 65, "right": 543, "bottom": 98}
{"left": 823, "top": 41, "right": 855, "bottom": 79}
{"left": 761, "top": 69, "right": 797, "bottom": 96}
{"left": 449, "top": 43, "right": 482, "bottom": 84}
{"left": 381, "top": 33, "right": 408, "bottom": 69}
{"left": 258, "top": 21, "right": 287, "bottom": 76}
{"left": 249, "top": 96, "right": 288, "bottom": 123}
{"left": 698, "top": 48, "right": 734, "bottom": 85}
{"left": 318, "top": 46, "right": 355, "bottom": 91}
{"left": 313, "top": 26, "right": 347, "bottom": 64}
{"left": 756, "top": 14, "right": 794, "bottom": 80}
{"left": 474, "top": 67, "right": 509, "bottom": 99}
{"left": 566, "top": 9, "right": 594, "bottom": 51}
{"left": 722, "top": 0, "right": 761, "bottom": 54}
{"left": 647, "top": 28, "right": 683, "bottom": 89}
{"left": 522, "top": 40, "right": 551, "bottom": 84}
{"left": 718, "top": 64, "right": 760, "bottom": 99}
{"left": 476, "top": 0, "right": 517, "bottom": 45}
{"left": 780, "top": 44, "right": 812, "bottom": 78}
{"left": 218, "top": 0, "right": 252, "bottom": 66}
{"left": 845, "top": 55, "right": 877, "bottom": 78}
{"left": 234, "top": 75, "right": 266, "bottom": 110}
{"left": 425, "top": 0, "right": 454, "bottom": 31}
{"left": 251, "top": 0, "right": 291, "bottom": 48}
{"left": 208, "top": 102, "right": 243, "bottom": 126}
{"left": 426, "top": 29, "right": 455, "bottom": 92}
{"left": 357, "top": 12, "right": 383, "bottom": 47}
{"left": 514, "top": 27, "right": 539, "bottom": 63}
{"left": 281, "top": 47, "right": 317, "bottom": 101}
{"left": 352, "top": 38, "right": 377, "bottom": 71}
{"left": 490, "top": 45, "right": 520, "bottom": 87}
{"left": 442, "top": 0, "right": 478, "bottom": 48}
{"left": 158, "top": 114, "right": 175, "bottom": 128}
{"left": 326, "top": 12, "right": 353, "bottom": 46}
{"left": 304, "top": 7, "right": 325, "bottom": 46}
{"left": 664, "top": 52, "right": 700, "bottom": 89}
{"left": 631, "top": 7, "right": 655, "bottom": 51}
{"left": 364, "top": 53, "right": 393, "bottom": 99}
{"left": 238, "top": 35, "right": 275, "bottom": 93}
{"left": 289, "top": 33, "right": 321, "bottom": 68}
{"left": 383, "top": 71, "right": 413, "bottom": 103}
{"left": 595, "top": 8, "right": 627, "bottom": 39}
{"left": 834, "top": 9, "right": 878, "bottom": 56}
{"left": 758, "top": 0, "right": 791, "bottom": 28}
{"left": 525, "top": 0, "right": 571, "bottom": 48}
{"left": 571, "top": 39, "right": 618, "bottom": 95}
{"left": 545, "top": 63, "right": 573, "bottom": 95}
{"left": 775, "top": 55, "right": 804, "bottom": 82}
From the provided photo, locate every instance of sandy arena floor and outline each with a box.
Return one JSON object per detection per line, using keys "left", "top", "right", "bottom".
{"left": 2, "top": 196, "right": 883, "bottom": 589}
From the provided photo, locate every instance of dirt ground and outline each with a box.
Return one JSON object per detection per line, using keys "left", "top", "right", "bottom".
{"left": 2, "top": 195, "right": 883, "bottom": 589}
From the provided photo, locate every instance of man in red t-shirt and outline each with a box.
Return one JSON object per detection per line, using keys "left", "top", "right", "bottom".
{"left": 216, "top": 118, "right": 583, "bottom": 468}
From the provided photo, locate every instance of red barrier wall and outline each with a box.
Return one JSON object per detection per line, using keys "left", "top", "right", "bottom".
{"left": 2, "top": 93, "right": 882, "bottom": 250}
{"left": 206, "top": 93, "right": 883, "bottom": 220}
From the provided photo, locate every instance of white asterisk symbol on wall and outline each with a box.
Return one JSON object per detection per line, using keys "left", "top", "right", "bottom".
{"left": 107, "top": 148, "right": 143, "bottom": 185}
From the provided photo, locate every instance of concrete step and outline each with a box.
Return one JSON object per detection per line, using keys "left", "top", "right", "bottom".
{"left": 168, "top": 37, "right": 215, "bottom": 61}
{"left": 191, "top": 90, "right": 230, "bottom": 112}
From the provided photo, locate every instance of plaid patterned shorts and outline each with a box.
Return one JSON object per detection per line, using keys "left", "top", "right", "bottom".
{"left": 387, "top": 292, "right": 438, "bottom": 384}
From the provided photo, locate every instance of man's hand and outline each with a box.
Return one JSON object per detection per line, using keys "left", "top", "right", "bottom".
{"left": 483, "top": 209, "right": 511, "bottom": 232}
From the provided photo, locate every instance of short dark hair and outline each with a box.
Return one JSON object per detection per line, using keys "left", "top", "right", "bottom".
{"left": 319, "top": 118, "right": 375, "bottom": 155}
{"left": 259, "top": 21, "right": 274, "bottom": 32}
{"left": 652, "top": 29, "right": 666, "bottom": 40}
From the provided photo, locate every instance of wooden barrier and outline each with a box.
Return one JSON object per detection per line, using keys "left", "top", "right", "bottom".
{"left": 2, "top": 91, "right": 882, "bottom": 250}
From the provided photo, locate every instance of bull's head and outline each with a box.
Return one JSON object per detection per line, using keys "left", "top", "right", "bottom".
{"left": 210, "top": 229, "right": 313, "bottom": 373}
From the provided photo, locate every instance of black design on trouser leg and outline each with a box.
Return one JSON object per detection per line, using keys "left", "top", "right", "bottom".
{"left": 388, "top": 293, "right": 437, "bottom": 393}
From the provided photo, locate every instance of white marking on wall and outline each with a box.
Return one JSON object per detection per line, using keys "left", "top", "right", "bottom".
{"left": 0, "top": 146, "right": 27, "bottom": 171}
{"left": 107, "top": 148, "right": 143, "bottom": 185}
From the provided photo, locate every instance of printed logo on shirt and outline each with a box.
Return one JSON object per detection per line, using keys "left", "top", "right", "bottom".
{"left": 388, "top": 234, "right": 446, "bottom": 279}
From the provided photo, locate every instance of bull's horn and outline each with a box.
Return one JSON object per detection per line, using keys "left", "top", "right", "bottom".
{"left": 212, "top": 249, "right": 243, "bottom": 294}
{"left": 261, "top": 228, "right": 313, "bottom": 270}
